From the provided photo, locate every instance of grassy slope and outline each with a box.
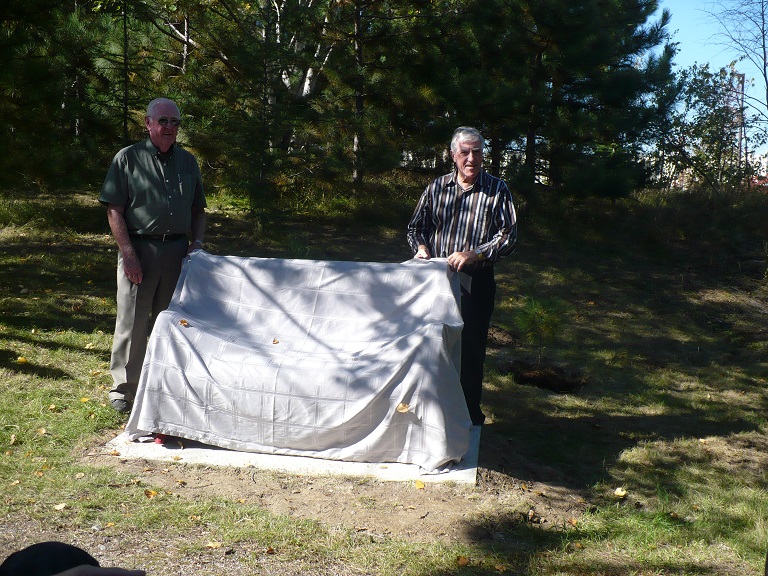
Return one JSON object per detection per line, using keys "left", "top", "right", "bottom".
{"left": 0, "top": 186, "right": 767, "bottom": 575}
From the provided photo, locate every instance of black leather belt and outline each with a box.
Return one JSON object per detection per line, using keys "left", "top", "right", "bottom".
{"left": 130, "top": 233, "right": 186, "bottom": 242}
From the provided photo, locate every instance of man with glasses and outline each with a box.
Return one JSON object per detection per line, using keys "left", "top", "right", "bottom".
{"left": 99, "top": 97, "right": 207, "bottom": 413}
{"left": 407, "top": 126, "right": 517, "bottom": 425}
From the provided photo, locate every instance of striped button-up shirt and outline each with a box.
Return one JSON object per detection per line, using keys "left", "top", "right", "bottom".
{"left": 407, "top": 169, "right": 517, "bottom": 264}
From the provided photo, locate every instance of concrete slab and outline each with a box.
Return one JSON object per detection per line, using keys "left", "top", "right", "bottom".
{"left": 105, "top": 427, "right": 480, "bottom": 484}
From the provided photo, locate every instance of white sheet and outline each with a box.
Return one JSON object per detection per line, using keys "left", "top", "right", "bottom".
{"left": 125, "top": 252, "right": 471, "bottom": 471}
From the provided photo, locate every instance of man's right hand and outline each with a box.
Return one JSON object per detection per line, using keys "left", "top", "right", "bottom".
{"left": 415, "top": 245, "right": 431, "bottom": 259}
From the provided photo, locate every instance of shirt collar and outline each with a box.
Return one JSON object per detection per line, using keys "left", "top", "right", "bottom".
{"left": 145, "top": 138, "right": 175, "bottom": 160}
{"left": 450, "top": 168, "right": 485, "bottom": 190}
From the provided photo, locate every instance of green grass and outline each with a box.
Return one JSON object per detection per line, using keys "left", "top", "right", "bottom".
{"left": 1, "top": 185, "right": 768, "bottom": 574}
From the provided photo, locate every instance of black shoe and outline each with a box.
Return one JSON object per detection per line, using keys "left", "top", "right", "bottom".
{"left": 110, "top": 398, "right": 132, "bottom": 413}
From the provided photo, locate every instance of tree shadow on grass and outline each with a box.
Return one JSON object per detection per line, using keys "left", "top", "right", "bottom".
{"left": 0, "top": 347, "right": 70, "bottom": 380}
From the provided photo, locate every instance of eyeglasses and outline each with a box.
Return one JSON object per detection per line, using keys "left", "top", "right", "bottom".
{"left": 154, "top": 116, "right": 181, "bottom": 127}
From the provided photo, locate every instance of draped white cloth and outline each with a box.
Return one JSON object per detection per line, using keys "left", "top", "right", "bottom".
{"left": 125, "top": 252, "right": 471, "bottom": 471}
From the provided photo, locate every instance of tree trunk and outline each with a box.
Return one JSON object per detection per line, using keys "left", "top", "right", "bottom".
{"left": 352, "top": 2, "right": 364, "bottom": 186}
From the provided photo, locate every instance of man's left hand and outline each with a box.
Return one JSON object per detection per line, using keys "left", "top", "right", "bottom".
{"left": 447, "top": 250, "right": 481, "bottom": 272}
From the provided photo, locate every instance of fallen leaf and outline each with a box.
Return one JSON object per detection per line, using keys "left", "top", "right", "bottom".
{"left": 414, "top": 480, "right": 425, "bottom": 490}
{"left": 172, "top": 455, "right": 182, "bottom": 461}
{"left": 10, "top": 480, "right": 20, "bottom": 486}
{"left": 80, "top": 397, "right": 90, "bottom": 403}
{"left": 396, "top": 402, "right": 410, "bottom": 413}
{"left": 206, "top": 542, "right": 222, "bottom": 549}
{"left": 265, "top": 547, "right": 275, "bottom": 555}
{"left": 457, "top": 556, "right": 470, "bottom": 566}
{"left": 109, "top": 450, "right": 121, "bottom": 456}
{"left": 614, "top": 487, "right": 627, "bottom": 499}
{"left": 75, "top": 473, "right": 86, "bottom": 479}
{"left": 37, "top": 428, "right": 46, "bottom": 436}
{"left": 179, "top": 319, "right": 190, "bottom": 327}
{"left": 567, "top": 517, "right": 578, "bottom": 527}
{"left": 53, "top": 503, "right": 67, "bottom": 511}
{"left": 48, "top": 404, "right": 57, "bottom": 411}
{"left": 495, "top": 565, "right": 507, "bottom": 573}
{"left": 85, "top": 343, "right": 95, "bottom": 349}
{"left": 16, "top": 357, "right": 28, "bottom": 364}
{"left": 144, "top": 489, "right": 158, "bottom": 499}
{"left": 272, "top": 338, "right": 279, "bottom": 344}
{"left": 9, "top": 434, "right": 16, "bottom": 446}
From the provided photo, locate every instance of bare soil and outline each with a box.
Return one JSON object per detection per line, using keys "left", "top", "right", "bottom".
{"left": 79, "top": 430, "right": 589, "bottom": 545}
{"left": 0, "top": 430, "right": 589, "bottom": 576}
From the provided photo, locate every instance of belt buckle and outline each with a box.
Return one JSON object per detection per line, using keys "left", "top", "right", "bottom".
{"left": 162, "top": 233, "right": 172, "bottom": 241}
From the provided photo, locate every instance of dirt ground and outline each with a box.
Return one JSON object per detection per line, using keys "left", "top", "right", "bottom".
{"left": 0, "top": 432, "right": 589, "bottom": 576}
{"left": 79, "top": 429, "right": 589, "bottom": 545}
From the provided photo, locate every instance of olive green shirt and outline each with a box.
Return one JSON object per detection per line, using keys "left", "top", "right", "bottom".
{"left": 99, "top": 139, "right": 206, "bottom": 234}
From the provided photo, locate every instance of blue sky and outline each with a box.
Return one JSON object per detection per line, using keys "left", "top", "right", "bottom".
{"left": 657, "top": 1, "right": 766, "bottom": 156}
{"left": 658, "top": 0, "right": 746, "bottom": 71}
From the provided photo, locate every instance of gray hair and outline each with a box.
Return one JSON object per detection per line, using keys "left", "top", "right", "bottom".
{"left": 146, "top": 97, "right": 180, "bottom": 118}
{"left": 450, "top": 126, "right": 484, "bottom": 153}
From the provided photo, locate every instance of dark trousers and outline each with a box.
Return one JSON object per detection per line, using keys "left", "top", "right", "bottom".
{"left": 459, "top": 266, "right": 496, "bottom": 425}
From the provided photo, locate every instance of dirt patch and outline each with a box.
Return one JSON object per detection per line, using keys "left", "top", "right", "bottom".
{"left": 488, "top": 325, "right": 586, "bottom": 394}
{"left": 0, "top": 436, "right": 590, "bottom": 576}
{"left": 487, "top": 324, "right": 521, "bottom": 349}
{"left": 506, "top": 358, "right": 586, "bottom": 394}
{"left": 79, "top": 432, "right": 589, "bottom": 546}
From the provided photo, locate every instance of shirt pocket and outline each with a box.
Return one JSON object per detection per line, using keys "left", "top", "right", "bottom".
{"left": 171, "top": 173, "right": 197, "bottom": 207}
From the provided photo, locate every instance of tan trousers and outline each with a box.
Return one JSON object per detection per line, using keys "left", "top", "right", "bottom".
{"left": 108, "top": 237, "right": 188, "bottom": 402}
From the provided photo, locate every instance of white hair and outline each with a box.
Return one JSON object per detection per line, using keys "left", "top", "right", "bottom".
{"left": 146, "top": 97, "right": 180, "bottom": 118}
{"left": 450, "top": 126, "right": 484, "bottom": 153}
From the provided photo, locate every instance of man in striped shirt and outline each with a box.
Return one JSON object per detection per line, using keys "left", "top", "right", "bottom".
{"left": 407, "top": 126, "right": 517, "bottom": 425}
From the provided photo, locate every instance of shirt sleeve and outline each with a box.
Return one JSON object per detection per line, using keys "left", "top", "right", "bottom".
{"left": 483, "top": 183, "right": 517, "bottom": 261}
{"left": 98, "top": 149, "right": 129, "bottom": 207}
{"left": 406, "top": 186, "right": 433, "bottom": 253}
